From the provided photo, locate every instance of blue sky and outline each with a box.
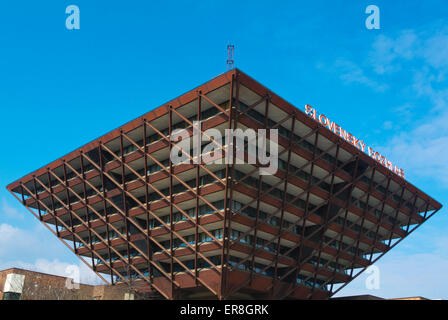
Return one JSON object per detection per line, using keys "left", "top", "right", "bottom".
{"left": 0, "top": 0, "right": 447, "bottom": 298}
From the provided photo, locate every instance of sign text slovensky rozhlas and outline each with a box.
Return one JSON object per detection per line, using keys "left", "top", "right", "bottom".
{"left": 304, "top": 105, "right": 405, "bottom": 179}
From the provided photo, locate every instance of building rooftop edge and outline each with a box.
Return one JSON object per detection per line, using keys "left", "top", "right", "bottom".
{"left": 5, "top": 68, "right": 442, "bottom": 210}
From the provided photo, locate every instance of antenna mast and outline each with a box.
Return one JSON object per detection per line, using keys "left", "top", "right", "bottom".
{"left": 227, "top": 45, "right": 234, "bottom": 71}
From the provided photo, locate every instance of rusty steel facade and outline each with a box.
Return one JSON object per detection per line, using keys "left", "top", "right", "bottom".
{"left": 6, "top": 69, "right": 442, "bottom": 300}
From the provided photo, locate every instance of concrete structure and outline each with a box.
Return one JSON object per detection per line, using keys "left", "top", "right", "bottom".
{"left": 0, "top": 268, "right": 132, "bottom": 300}
{"left": 6, "top": 69, "right": 442, "bottom": 299}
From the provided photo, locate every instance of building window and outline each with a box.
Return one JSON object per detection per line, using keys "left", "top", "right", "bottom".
{"left": 3, "top": 292, "right": 21, "bottom": 300}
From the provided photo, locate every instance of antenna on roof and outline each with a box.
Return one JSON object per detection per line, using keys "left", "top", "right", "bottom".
{"left": 227, "top": 45, "right": 234, "bottom": 71}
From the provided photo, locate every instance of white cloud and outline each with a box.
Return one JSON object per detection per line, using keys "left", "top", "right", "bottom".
{"left": 327, "top": 24, "right": 448, "bottom": 299}
{"left": 368, "top": 27, "right": 448, "bottom": 75}
{"left": 377, "top": 112, "right": 448, "bottom": 186}
{"left": 1, "top": 198, "right": 25, "bottom": 220}
{"left": 0, "top": 222, "right": 92, "bottom": 270}
{"left": 337, "top": 226, "right": 448, "bottom": 298}
{"left": 335, "top": 25, "right": 448, "bottom": 187}
{"left": 369, "top": 30, "right": 417, "bottom": 74}
{"left": 382, "top": 121, "right": 393, "bottom": 130}
{"left": 0, "top": 223, "right": 103, "bottom": 285}
{"left": 422, "top": 32, "right": 448, "bottom": 70}
{"left": 0, "top": 223, "right": 36, "bottom": 257}
{"left": 335, "top": 251, "right": 448, "bottom": 299}
{"left": 335, "top": 232, "right": 448, "bottom": 299}
{"left": 0, "top": 258, "right": 103, "bottom": 285}
{"left": 334, "top": 59, "right": 388, "bottom": 91}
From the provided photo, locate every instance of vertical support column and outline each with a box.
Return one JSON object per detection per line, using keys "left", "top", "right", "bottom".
{"left": 329, "top": 155, "right": 359, "bottom": 293}
{"left": 220, "top": 73, "right": 235, "bottom": 300}
{"left": 194, "top": 92, "right": 202, "bottom": 285}
{"left": 20, "top": 184, "right": 26, "bottom": 205}
{"left": 397, "top": 192, "right": 419, "bottom": 241}
{"left": 46, "top": 170, "right": 59, "bottom": 237}
{"left": 47, "top": 168, "right": 61, "bottom": 238}
{"left": 142, "top": 120, "right": 153, "bottom": 286}
{"left": 169, "top": 106, "right": 175, "bottom": 299}
{"left": 387, "top": 183, "right": 406, "bottom": 247}
{"left": 369, "top": 175, "right": 392, "bottom": 262}
{"left": 79, "top": 153, "right": 96, "bottom": 271}
{"left": 310, "top": 143, "right": 341, "bottom": 296}
{"left": 249, "top": 96, "right": 270, "bottom": 284}
{"left": 293, "top": 130, "right": 320, "bottom": 287}
{"left": 271, "top": 112, "right": 296, "bottom": 298}
{"left": 98, "top": 143, "right": 115, "bottom": 284}
{"left": 226, "top": 72, "right": 239, "bottom": 281}
{"left": 342, "top": 158, "right": 360, "bottom": 281}
{"left": 62, "top": 161, "right": 77, "bottom": 254}
{"left": 350, "top": 167, "right": 376, "bottom": 269}
{"left": 119, "top": 131, "right": 132, "bottom": 281}
{"left": 423, "top": 201, "right": 430, "bottom": 220}
{"left": 31, "top": 178, "right": 43, "bottom": 221}
{"left": 405, "top": 193, "right": 419, "bottom": 233}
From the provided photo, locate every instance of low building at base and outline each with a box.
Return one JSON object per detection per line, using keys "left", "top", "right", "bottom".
{"left": 0, "top": 267, "right": 156, "bottom": 300}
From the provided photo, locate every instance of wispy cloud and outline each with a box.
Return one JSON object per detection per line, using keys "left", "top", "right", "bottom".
{"left": 377, "top": 113, "right": 448, "bottom": 186}
{"left": 0, "top": 258, "right": 103, "bottom": 285}
{"left": 369, "top": 27, "right": 448, "bottom": 186}
{"left": 335, "top": 233, "right": 448, "bottom": 299}
{"left": 382, "top": 121, "right": 393, "bottom": 130}
{"left": 327, "top": 24, "right": 448, "bottom": 188}
{"left": 333, "top": 23, "right": 448, "bottom": 297}
{"left": 0, "top": 223, "right": 35, "bottom": 256}
{"left": 1, "top": 198, "right": 25, "bottom": 220}
{"left": 333, "top": 58, "right": 388, "bottom": 91}
{"left": 0, "top": 222, "right": 77, "bottom": 264}
{"left": 336, "top": 251, "right": 448, "bottom": 299}
{"left": 0, "top": 222, "right": 103, "bottom": 285}
{"left": 368, "top": 30, "right": 417, "bottom": 74}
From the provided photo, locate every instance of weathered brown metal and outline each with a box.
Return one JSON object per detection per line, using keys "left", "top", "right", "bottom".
{"left": 20, "top": 178, "right": 134, "bottom": 286}
{"left": 31, "top": 177, "right": 42, "bottom": 221}
{"left": 142, "top": 120, "right": 153, "bottom": 287}
{"left": 227, "top": 133, "right": 362, "bottom": 296}
{"left": 313, "top": 192, "right": 431, "bottom": 297}
{"left": 62, "top": 161, "right": 77, "bottom": 257}
{"left": 124, "top": 123, "right": 225, "bottom": 228}
{"left": 275, "top": 160, "right": 411, "bottom": 296}
{"left": 7, "top": 187, "right": 111, "bottom": 285}
{"left": 387, "top": 183, "right": 406, "bottom": 247}
{"left": 119, "top": 131, "right": 132, "bottom": 281}
{"left": 229, "top": 129, "right": 336, "bottom": 233}
{"left": 271, "top": 112, "right": 296, "bottom": 298}
{"left": 228, "top": 143, "right": 358, "bottom": 272}
{"left": 79, "top": 153, "right": 96, "bottom": 269}
{"left": 50, "top": 153, "right": 180, "bottom": 295}
{"left": 194, "top": 91, "right": 202, "bottom": 285}
{"left": 97, "top": 144, "right": 115, "bottom": 284}
{"left": 249, "top": 96, "right": 270, "bottom": 285}
{"left": 168, "top": 106, "right": 174, "bottom": 298}
{"left": 220, "top": 73, "right": 235, "bottom": 299}
{"left": 91, "top": 133, "right": 220, "bottom": 296}
{"left": 6, "top": 69, "right": 442, "bottom": 300}
{"left": 308, "top": 156, "right": 360, "bottom": 298}
{"left": 293, "top": 167, "right": 413, "bottom": 296}
{"left": 112, "top": 133, "right": 223, "bottom": 247}
{"left": 331, "top": 202, "right": 438, "bottom": 297}
{"left": 225, "top": 72, "right": 239, "bottom": 293}
{"left": 46, "top": 170, "right": 59, "bottom": 237}
{"left": 308, "top": 143, "right": 345, "bottom": 298}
